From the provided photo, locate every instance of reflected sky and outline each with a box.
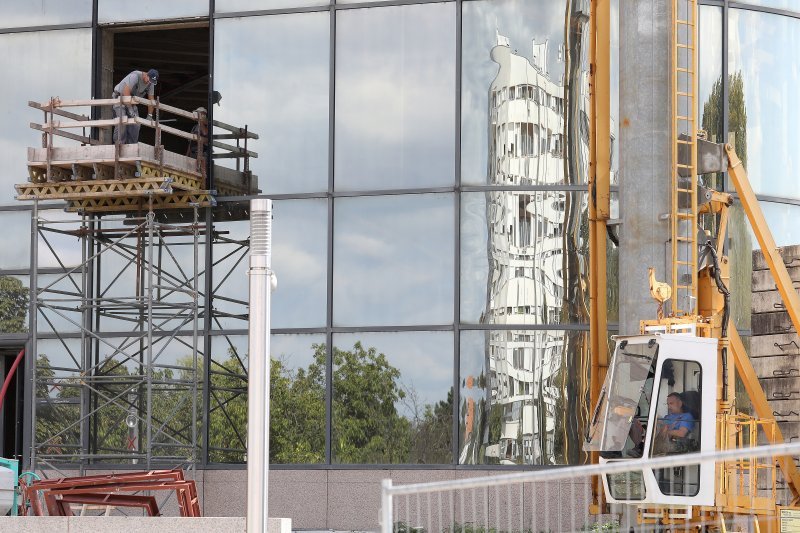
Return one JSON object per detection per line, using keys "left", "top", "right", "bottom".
{"left": 0, "top": 210, "right": 32, "bottom": 270}
{"left": 215, "top": 0, "right": 327, "bottom": 11}
{"left": 211, "top": 333, "right": 324, "bottom": 372}
{"left": 750, "top": 201, "right": 800, "bottom": 248}
{"left": 729, "top": 9, "right": 800, "bottom": 199}
{"left": 333, "top": 193, "right": 454, "bottom": 327}
{"left": 334, "top": 3, "right": 455, "bottom": 191}
{"left": 698, "top": 6, "right": 722, "bottom": 132}
{"left": 0, "top": 29, "right": 92, "bottom": 206}
{"left": 212, "top": 199, "right": 327, "bottom": 329}
{"left": 0, "top": 0, "right": 92, "bottom": 27}
{"left": 461, "top": 0, "right": 618, "bottom": 186}
{"left": 214, "top": 13, "right": 329, "bottom": 195}
{"left": 333, "top": 331, "right": 452, "bottom": 420}
{"left": 98, "top": 0, "right": 208, "bottom": 22}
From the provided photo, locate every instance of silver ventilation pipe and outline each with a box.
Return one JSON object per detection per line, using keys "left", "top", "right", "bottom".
{"left": 247, "top": 198, "right": 276, "bottom": 533}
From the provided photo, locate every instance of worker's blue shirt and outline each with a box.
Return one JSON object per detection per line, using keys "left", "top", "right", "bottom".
{"left": 663, "top": 412, "right": 694, "bottom": 433}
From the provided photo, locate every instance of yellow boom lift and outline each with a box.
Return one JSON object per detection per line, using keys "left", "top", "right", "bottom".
{"left": 586, "top": 0, "right": 800, "bottom": 530}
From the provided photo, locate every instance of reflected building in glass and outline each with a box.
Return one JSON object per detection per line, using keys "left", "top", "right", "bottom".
{"left": 461, "top": 21, "right": 594, "bottom": 465}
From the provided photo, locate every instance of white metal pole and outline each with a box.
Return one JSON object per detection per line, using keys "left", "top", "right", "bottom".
{"left": 380, "top": 479, "right": 393, "bottom": 533}
{"left": 247, "top": 199, "right": 275, "bottom": 533}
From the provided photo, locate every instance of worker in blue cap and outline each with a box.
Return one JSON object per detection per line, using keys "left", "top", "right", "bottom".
{"left": 111, "top": 68, "right": 159, "bottom": 144}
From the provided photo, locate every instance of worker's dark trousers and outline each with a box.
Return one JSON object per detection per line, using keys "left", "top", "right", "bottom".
{"left": 112, "top": 104, "right": 140, "bottom": 144}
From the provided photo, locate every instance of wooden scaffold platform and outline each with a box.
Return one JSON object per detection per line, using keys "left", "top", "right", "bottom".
{"left": 16, "top": 95, "right": 259, "bottom": 213}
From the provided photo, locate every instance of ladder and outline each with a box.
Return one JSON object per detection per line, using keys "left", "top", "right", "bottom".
{"left": 671, "top": 0, "right": 699, "bottom": 316}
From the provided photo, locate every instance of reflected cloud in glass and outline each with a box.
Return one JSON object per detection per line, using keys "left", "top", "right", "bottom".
{"left": 459, "top": 329, "right": 590, "bottom": 466}
{"left": 216, "top": 0, "right": 328, "bottom": 12}
{"left": 333, "top": 331, "right": 453, "bottom": 464}
{"left": 214, "top": 13, "right": 330, "bottom": 194}
{"left": 0, "top": 211, "right": 32, "bottom": 270}
{"left": 0, "top": 30, "right": 92, "bottom": 206}
{"left": 461, "top": 191, "right": 590, "bottom": 325}
{"left": 333, "top": 193, "right": 454, "bottom": 327}
{"left": 0, "top": 0, "right": 92, "bottom": 27}
{"left": 335, "top": 3, "right": 455, "bottom": 191}
{"left": 211, "top": 199, "right": 327, "bottom": 329}
{"left": 729, "top": 9, "right": 800, "bottom": 199}
{"left": 99, "top": 0, "right": 208, "bottom": 22}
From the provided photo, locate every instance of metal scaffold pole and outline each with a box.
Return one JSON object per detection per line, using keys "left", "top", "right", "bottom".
{"left": 27, "top": 204, "right": 203, "bottom": 475}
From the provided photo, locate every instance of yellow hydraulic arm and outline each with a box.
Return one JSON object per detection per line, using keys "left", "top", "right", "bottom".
{"left": 724, "top": 143, "right": 800, "bottom": 503}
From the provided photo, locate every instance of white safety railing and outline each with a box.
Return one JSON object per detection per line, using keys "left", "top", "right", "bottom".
{"left": 380, "top": 442, "right": 800, "bottom": 533}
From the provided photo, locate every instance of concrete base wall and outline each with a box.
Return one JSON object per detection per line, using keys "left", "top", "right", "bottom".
{"left": 0, "top": 516, "right": 289, "bottom": 533}
{"left": 206, "top": 469, "right": 595, "bottom": 531}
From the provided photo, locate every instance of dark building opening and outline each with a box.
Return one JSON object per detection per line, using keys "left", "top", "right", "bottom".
{"left": 0, "top": 346, "right": 24, "bottom": 461}
{"left": 98, "top": 22, "right": 210, "bottom": 155}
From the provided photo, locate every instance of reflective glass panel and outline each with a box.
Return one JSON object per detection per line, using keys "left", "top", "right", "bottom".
{"left": 0, "top": 275, "right": 28, "bottom": 335}
{"left": 459, "top": 329, "right": 590, "bottom": 465}
{"left": 214, "top": 13, "right": 329, "bottom": 194}
{"left": 334, "top": 3, "right": 456, "bottom": 191}
{"left": 332, "top": 331, "right": 453, "bottom": 464}
{"left": 462, "top": 0, "right": 606, "bottom": 186}
{"left": 211, "top": 199, "right": 327, "bottom": 329}
{"left": 0, "top": 30, "right": 92, "bottom": 206}
{"left": 216, "top": 0, "right": 328, "bottom": 12}
{"left": 698, "top": 6, "right": 723, "bottom": 190}
{"left": 754, "top": 201, "right": 800, "bottom": 248}
{"left": 99, "top": 0, "right": 208, "bottom": 22}
{"left": 0, "top": 0, "right": 92, "bottom": 28}
{"left": 728, "top": 9, "right": 800, "bottom": 199}
{"left": 736, "top": 1, "right": 799, "bottom": 12}
{"left": 333, "top": 193, "right": 454, "bottom": 327}
{"left": 0, "top": 210, "right": 32, "bottom": 270}
{"left": 461, "top": 191, "right": 590, "bottom": 325}
{"left": 207, "top": 333, "right": 326, "bottom": 463}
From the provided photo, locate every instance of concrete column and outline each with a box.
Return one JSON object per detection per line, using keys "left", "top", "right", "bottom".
{"left": 618, "top": 0, "right": 672, "bottom": 335}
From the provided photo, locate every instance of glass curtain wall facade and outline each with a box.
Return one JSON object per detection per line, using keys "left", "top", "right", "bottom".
{"left": 0, "top": 0, "right": 620, "bottom": 469}
{"left": 697, "top": 1, "right": 800, "bottom": 335}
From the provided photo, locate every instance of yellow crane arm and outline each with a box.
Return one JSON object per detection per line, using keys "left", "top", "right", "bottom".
{"left": 725, "top": 143, "right": 800, "bottom": 504}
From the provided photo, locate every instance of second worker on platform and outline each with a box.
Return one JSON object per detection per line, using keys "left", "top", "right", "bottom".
{"left": 111, "top": 68, "right": 159, "bottom": 144}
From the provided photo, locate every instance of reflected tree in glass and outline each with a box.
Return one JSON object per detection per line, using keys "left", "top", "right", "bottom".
{"left": 207, "top": 340, "right": 452, "bottom": 464}
{"left": 0, "top": 276, "right": 28, "bottom": 334}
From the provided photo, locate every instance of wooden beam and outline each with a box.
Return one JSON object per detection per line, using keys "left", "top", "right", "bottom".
{"left": 212, "top": 119, "right": 259, "bottom": 139}
{"left": 30, "top": 123, "right": 100, "bottom": 146}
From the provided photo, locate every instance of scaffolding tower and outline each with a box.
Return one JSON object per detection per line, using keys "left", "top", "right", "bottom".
{"left": 17, "top": 96, "right": 258, "bottom": 475}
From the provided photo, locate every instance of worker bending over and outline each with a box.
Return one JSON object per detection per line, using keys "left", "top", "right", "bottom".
{"left": 111, "top": 69, "right": 159, "bottom": 144}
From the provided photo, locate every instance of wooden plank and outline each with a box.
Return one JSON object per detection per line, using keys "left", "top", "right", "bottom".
{"left": 30, "top": 122, "right": 99, "bottom": 146}
{"left": 133, "top": 97, "right": 199, "bottom": 121}
{"left": 212, "top": 119, "right": 259, "bottom": 139}
{"left": 37, "top": 118, "right": 133, "bottom": 129}
{"left": 751, "top": 333, "right": 800, "bottom": 357}
{"left": 134, "top": 117, "right": 197, "bottom": 142}
{"left": 28, "top": 144, "right": 201, "bottom": 177}
{"left": 29, "top": 100, "right": 89, "bottom": 121}
{"left": 211, "top": 139, "right": 257, "bottom": 157}
{"left": 753, "top": 267, "right": 800, "bottom": 292}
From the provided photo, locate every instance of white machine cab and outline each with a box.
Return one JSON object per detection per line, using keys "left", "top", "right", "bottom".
{"left": 584, "top": 333, "right": 717, "bottom": 506}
